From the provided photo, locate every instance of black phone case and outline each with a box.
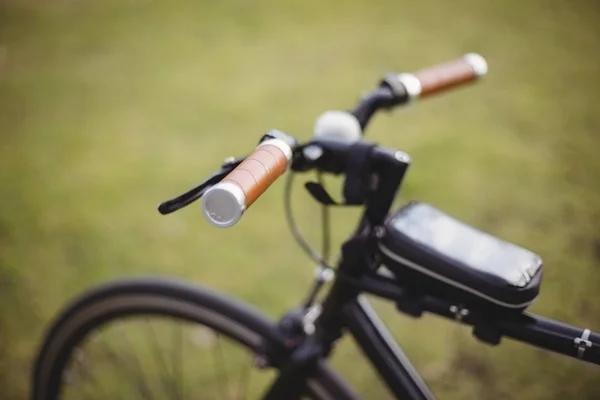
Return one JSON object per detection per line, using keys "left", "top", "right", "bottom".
{"left": 378, "top": 202, "right": 543, "bottom": 311}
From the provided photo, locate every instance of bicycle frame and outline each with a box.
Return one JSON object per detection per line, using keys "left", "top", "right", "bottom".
{"left": 261, "top": 201, "right": 600, "bottom": 400}
{"left": 339, "top": 269, "right": 600, "bottom": 399}
{"left": 262, "top": 251, "right": 600, "bottom": 400}
{"left": 344, "top": 295, "right": 435, "bottom": 399}
{"left": 158, "top": 60, "right": 599, "bottom": 399}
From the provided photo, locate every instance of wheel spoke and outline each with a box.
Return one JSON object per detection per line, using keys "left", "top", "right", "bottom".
{"left": 173, "top": 321, "right": 184, "bottom": 400}
{"left": 214, "top": 333, "right": 231, "bottom": 399}
{"left": 99, "top": 328, "right": 156, "bottom": 400}
{"left": 69, "top": 347, "right": 110, "bottom": 399}
{"left": 146, "top": 318, "right": 179, "bottom": 399}
{"left": 236, "top": 352, "right": 253, "bottom": 400}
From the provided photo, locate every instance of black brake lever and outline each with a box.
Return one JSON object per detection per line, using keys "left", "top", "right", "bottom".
{"left": 157, "top": 156, "right": 246, "bottom": 215}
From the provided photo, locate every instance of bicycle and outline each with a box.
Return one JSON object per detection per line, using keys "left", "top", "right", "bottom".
{"left": 32, "top": 54, "right": 600, "bottom": 400}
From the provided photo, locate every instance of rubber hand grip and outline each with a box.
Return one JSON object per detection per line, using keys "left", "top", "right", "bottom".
{"left": 201, "top": 139, "right": 292, "bottom": 228}
{"left": 396, "top": 53, "right": 488, "bottom": 99}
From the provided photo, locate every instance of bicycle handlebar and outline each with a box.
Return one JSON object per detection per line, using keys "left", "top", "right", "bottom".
{"left": 159, "top": 53, "right": 488, "bottom": 223}
{"left": 353, "top": 53, "right": 487, "bottom": 129}
{"left": 201, "top": 138, "right": 293, "bottom": 228}
{"left": 383, "top": 53, "right": 487, "bottom": 100}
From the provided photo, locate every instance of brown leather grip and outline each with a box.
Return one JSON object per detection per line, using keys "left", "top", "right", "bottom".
{"left": 221, "top": 142, "right": 289, "bottom": 208}
{"left": 413, "top": 54, "right": 487, "bottom": 97}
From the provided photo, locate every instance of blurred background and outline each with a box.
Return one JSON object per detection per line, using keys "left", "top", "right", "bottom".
{"left": 1, "top": 0, "right": 599, "bottom": 398}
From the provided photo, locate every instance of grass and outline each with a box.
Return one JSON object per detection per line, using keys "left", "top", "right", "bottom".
{"left": 1, "top": 0, "right": 599, "bottom": 398}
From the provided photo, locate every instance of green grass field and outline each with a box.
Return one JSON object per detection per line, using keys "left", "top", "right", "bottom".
{"left": 1, "top": 0, "right": 600, "bottom": 398}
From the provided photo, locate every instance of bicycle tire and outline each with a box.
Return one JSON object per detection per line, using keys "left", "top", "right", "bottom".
{"left": 32, "top": 277, "right": 359, "bottom": 400}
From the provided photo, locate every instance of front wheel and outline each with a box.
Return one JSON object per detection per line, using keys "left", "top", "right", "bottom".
{"left": 32, "top": 277, "right": 358, "bottom": 400}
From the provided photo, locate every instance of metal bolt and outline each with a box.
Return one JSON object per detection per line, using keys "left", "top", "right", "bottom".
{"left": 395, "top": 151, "right": 411, "bottom": 163}
{"left": 574, "top": 329, "right": 592, "bottom": 358}
{"left": 374, "top": 226, "right": 386, "bottom": 238}
{"left": 450, "top": 305, "right": 469, "bottom": 321}
{"left": 303, "top": 145, "right": 323, "bottom": 161}
{"left": 314, "top": 266, "right": 334, "bottom": 282}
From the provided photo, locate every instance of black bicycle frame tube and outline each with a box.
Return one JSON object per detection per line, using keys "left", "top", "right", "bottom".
{"left": 351, "top": 270, "right": 600, "bottom": 366}
{"left": 343, "top": 295, "right": 436, "bottom": 400}
{"left": 423, "top": 297, "right": 600, "bottom": 365}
